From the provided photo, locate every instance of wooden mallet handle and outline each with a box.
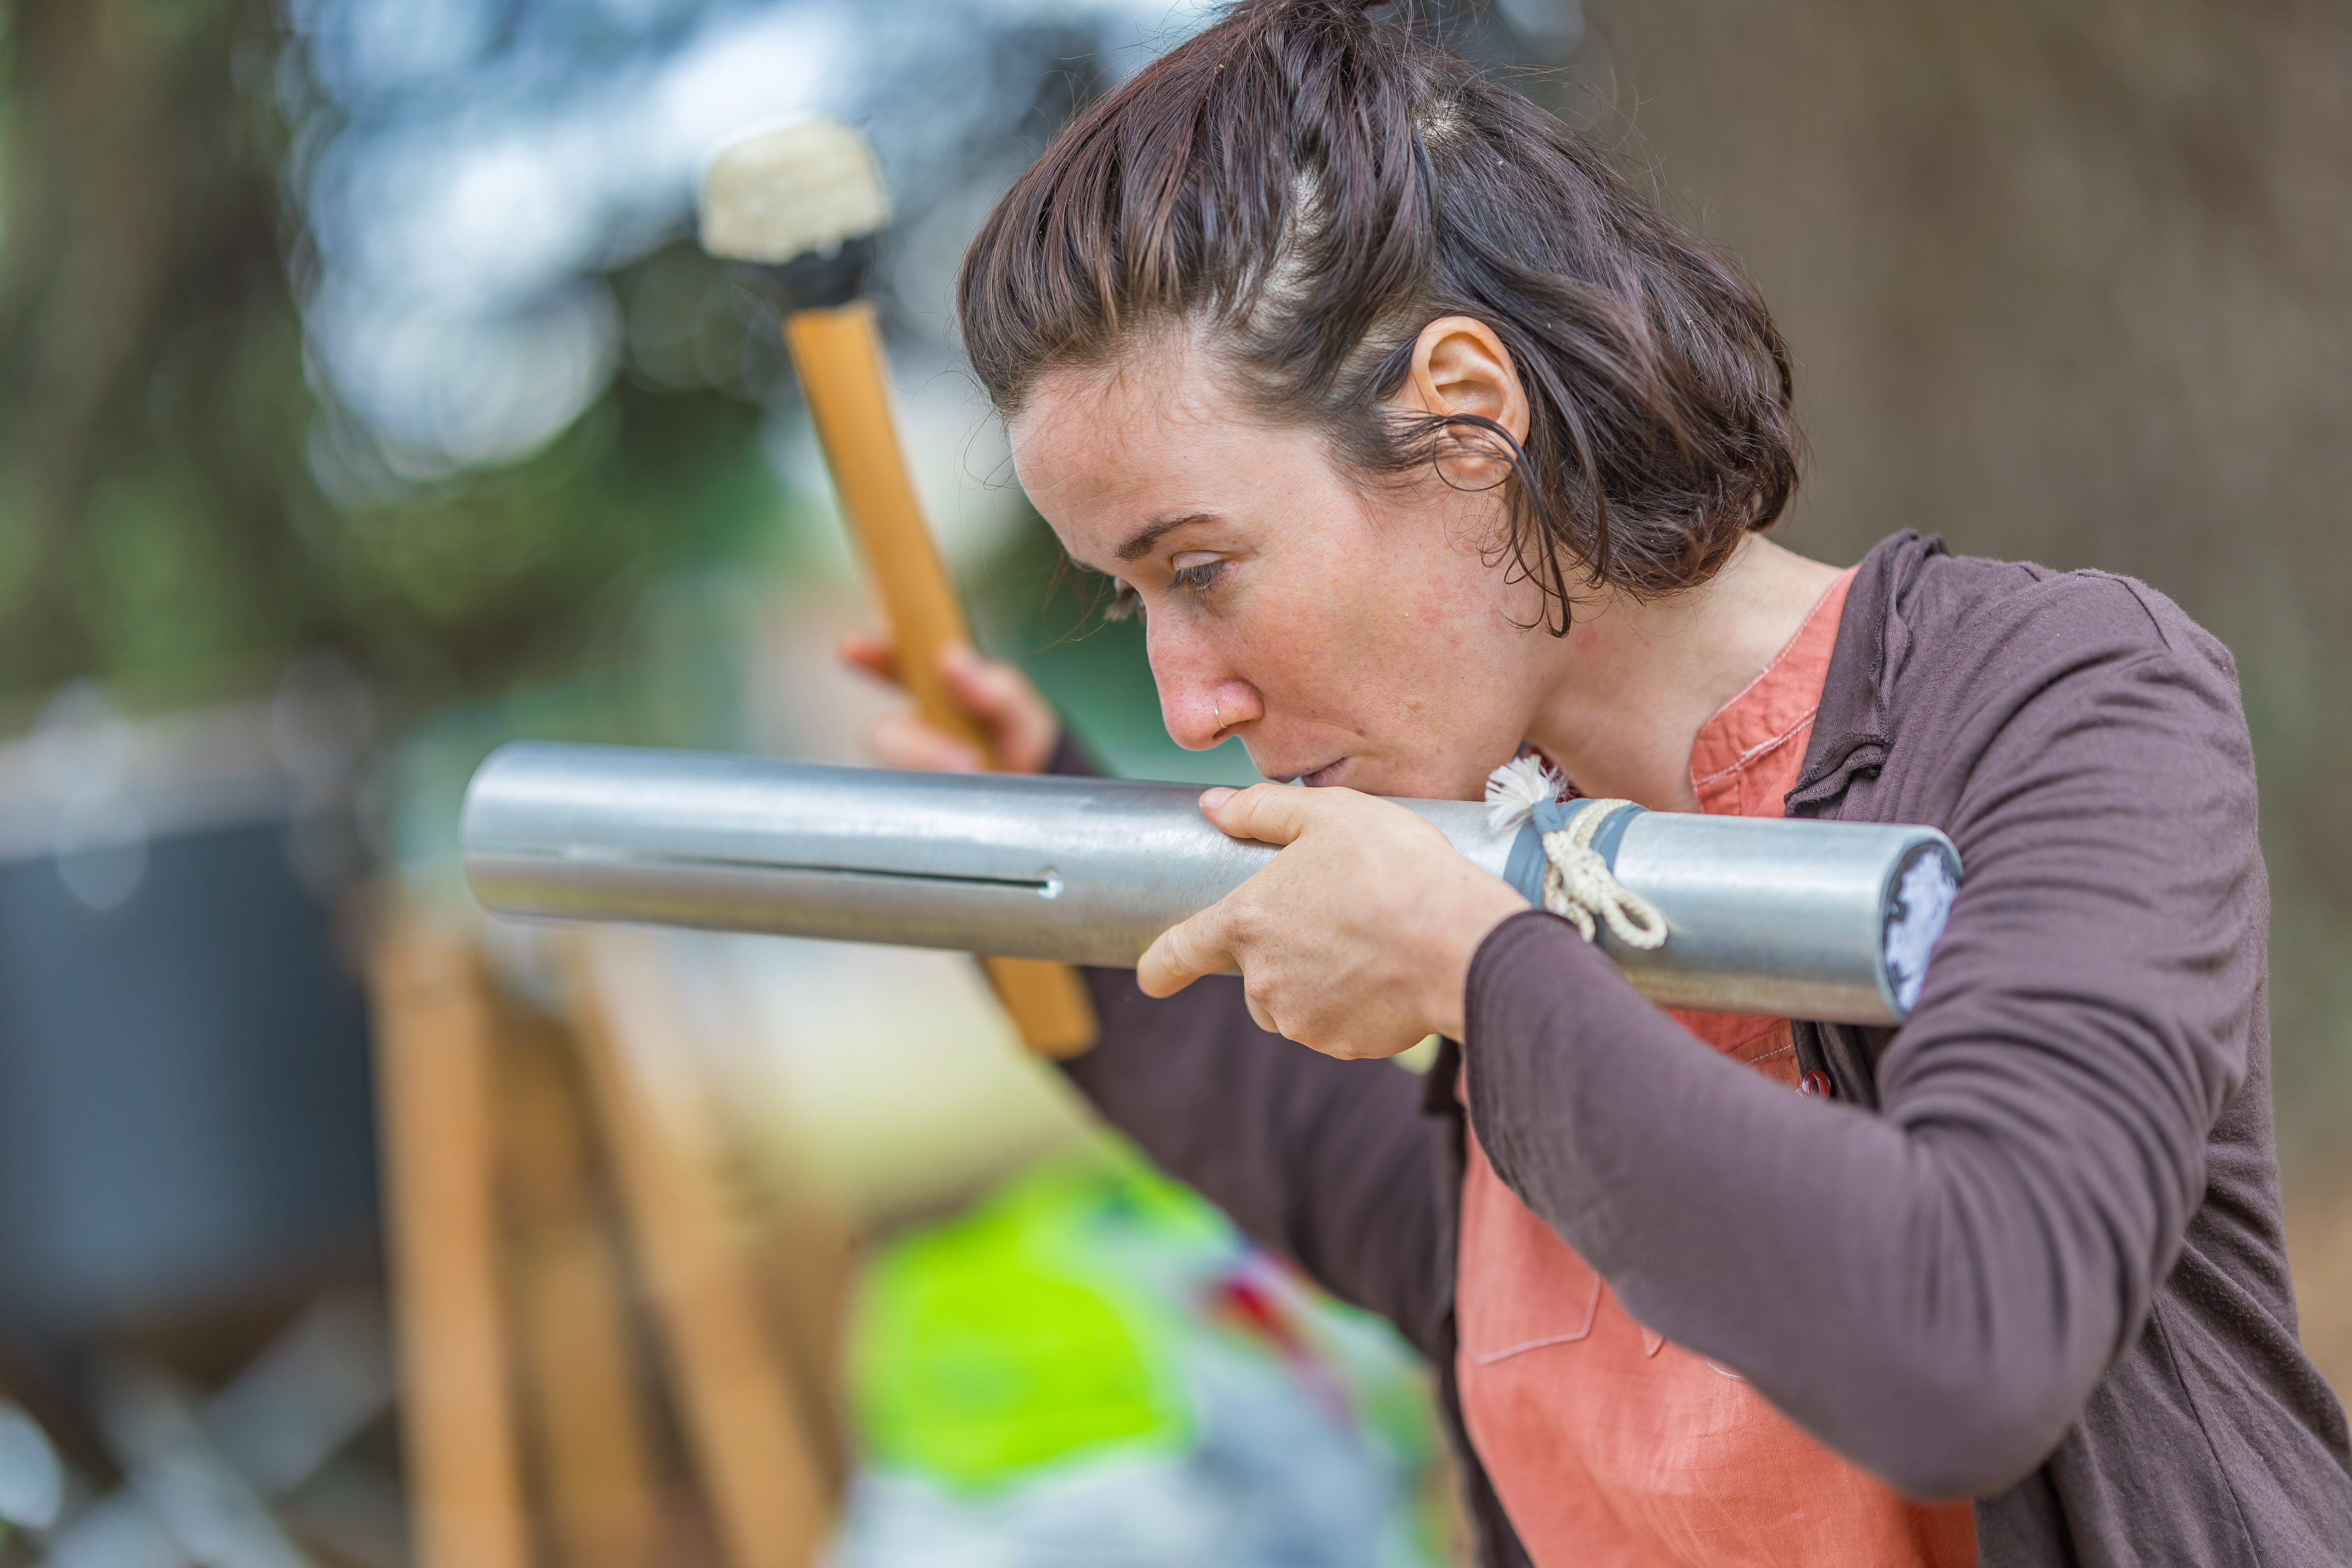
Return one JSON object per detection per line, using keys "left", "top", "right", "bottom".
{"left": 783, "top": 304, "right": 987, "bottom": 758}
{"left": 781, "top": 302, "right": 1098, "bottom": 1058}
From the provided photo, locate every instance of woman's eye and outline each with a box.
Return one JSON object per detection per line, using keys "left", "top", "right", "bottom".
{"left": 1171, "top": 560, "right": 1225, "bottom": 596}
{"left": 1101, "top": 560, "right": 1221, "bottom": 623}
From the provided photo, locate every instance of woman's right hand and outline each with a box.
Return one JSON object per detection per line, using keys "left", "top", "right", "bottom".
{"left": 839, "top": 633, "right": 1062, "bottom": 775}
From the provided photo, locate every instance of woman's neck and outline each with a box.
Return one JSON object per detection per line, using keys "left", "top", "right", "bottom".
{"left": 1523, "top": 535, "right": 1847, "bottom": 812}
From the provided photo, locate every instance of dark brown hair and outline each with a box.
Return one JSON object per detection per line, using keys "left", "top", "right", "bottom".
{"left": 958, "top": 0, "right": 1800, "bottom": 630}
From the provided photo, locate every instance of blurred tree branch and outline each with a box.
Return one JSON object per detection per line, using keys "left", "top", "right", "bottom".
{"left": 0, "top": 0, "right": 305, "bottom": 694}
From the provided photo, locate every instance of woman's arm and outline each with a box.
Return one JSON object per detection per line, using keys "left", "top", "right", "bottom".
{"left": 1461, "top": 614, "right": 2262, "bottom": 1499}
{"left": 1041, "top": 728, "right": 1450, "bottom": 1355}
{"left": 842, "top": 637, "right": 1451, "bottom": 1356}
{"left": 1063, "top": 964, "right": 1452, "bottom": 1356}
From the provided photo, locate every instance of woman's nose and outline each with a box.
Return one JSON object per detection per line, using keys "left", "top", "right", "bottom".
{"left": 1165, "top": 680, "right": 1262, "bottom": 750}
{"left": 1151, "top": 652, "right": 1262, "bottom": 751}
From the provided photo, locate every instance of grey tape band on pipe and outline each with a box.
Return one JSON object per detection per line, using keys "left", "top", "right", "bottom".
{"left": 1503, "top": 798, "right": 1645, "bottom": 954}
{"left": 1496, "top": 804, "right": 1646, "bottom": 950}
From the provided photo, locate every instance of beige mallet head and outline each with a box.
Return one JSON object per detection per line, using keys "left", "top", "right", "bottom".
{"left": 699, "top": 120, "right": 891, "bottom": 309}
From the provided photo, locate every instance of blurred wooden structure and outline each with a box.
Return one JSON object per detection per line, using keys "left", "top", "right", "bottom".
{"left": 368, "top": 915, "right": 533, "bottom": 1568}
{"left": 368, "top": 902, "right": 851, "bottom": 1568}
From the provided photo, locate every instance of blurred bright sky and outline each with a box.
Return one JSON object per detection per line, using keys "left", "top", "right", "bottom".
{"left": 285, "top": 0, "right": 1223, "bottom": 478}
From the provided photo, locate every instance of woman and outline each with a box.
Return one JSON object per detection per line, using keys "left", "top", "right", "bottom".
{"left": 846, "top": 2, "right": 2352, "bottom": 1563}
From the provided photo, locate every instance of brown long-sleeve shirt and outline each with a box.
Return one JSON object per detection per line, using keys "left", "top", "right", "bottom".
{"left": 1055, "top": 532, "right": 2352, "bottom": 1566}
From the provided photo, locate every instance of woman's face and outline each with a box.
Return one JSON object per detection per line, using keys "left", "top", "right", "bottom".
{"left": 1010, "top": 337, "right": 1559, "bottom": 801}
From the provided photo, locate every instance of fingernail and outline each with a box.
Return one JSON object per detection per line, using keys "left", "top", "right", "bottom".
{"left": 1200, "top": 787, "right": 1236, "bottom": 810}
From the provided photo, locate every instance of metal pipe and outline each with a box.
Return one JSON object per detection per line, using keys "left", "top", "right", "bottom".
{"left": 462, "top": 741, "right": 1959, "bottom": 1025}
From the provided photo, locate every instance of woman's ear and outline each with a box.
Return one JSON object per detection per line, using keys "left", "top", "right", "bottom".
{"left": 1399, "top": 316, "right": 1530, "bottom": 485}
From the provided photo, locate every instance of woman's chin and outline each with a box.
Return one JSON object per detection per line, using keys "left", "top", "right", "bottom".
{"left": 1243, "top": 744, "right": 1483, "bottom": 799}
{"left": 1299, "top": 756, "right": 1479, "bottom": 800}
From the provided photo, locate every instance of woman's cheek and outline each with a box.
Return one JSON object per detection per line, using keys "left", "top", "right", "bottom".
{"left": 1237, "top": 572, "right": 1358, "bottom": 682}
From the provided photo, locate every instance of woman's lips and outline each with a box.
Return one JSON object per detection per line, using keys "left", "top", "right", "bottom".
{"left": 1299, "top": 758, "right": 1351, "bottom": 788}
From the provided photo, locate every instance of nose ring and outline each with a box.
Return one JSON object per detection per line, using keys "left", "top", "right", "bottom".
{"left": 1213, "top": 699, "right": 1224, "bottom": 733}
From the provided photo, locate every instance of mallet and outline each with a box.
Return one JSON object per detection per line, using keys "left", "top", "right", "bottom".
{"left": 699, "top": 120, "right": 1097, "bottom": 1058}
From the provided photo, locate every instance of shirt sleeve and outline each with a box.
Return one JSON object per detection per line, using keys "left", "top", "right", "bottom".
{"left": 1460, "top": 631, "right": 2262, "bottom": 1500}
{"left": 1043, "top": 730, "right": 1449, "bottom": 1358}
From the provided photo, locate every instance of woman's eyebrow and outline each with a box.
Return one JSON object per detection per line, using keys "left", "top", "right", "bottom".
{"left": 1115, "top": 512, "right": 1214, "bottom": 562}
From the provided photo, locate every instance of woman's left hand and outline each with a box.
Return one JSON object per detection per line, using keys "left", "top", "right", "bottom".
{"left": 1137, "top": 784, "right": 1531, "bottom": 1058}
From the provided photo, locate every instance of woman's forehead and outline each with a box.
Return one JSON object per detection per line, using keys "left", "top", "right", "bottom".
{"left": 1011, "top": 353, "right": 1237, "bottom": 509}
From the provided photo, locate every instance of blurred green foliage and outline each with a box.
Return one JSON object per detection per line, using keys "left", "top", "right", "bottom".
{"left": 312, "top": 384, "right": 784, "bottom": 686}
{"left": 0, "top": 0, "right": 790, "bottom": 724}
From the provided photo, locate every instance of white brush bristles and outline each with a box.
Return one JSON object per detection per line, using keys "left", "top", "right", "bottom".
{"left": 699, "top": 119, "right": 891, "bottom": 264}
{"left": 1484, "top": 753, "right": 1567, "bottom": 834}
